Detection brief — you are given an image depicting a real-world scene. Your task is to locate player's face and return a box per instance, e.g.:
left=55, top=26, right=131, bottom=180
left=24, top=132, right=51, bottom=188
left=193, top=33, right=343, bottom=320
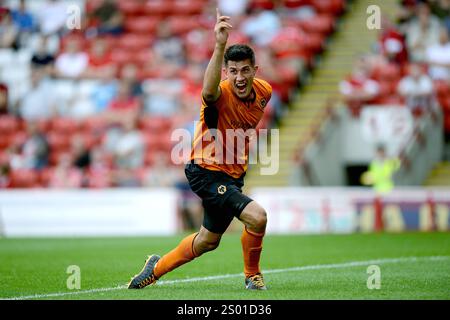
left=224, top=60, right=258, bottom=100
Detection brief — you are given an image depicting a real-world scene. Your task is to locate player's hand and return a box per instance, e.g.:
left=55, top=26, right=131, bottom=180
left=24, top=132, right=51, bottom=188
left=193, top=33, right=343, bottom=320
left=214, top=8, right=232, bottom=46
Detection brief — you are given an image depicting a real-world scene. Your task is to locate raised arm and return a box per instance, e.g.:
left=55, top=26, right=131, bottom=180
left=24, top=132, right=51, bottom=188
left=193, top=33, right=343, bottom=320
left=202, top=8, right=232, bottom=103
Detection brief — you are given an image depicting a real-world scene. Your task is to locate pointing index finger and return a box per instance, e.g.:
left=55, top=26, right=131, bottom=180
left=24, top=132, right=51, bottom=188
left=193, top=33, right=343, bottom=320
left=216, top=8, right=230, bottom=22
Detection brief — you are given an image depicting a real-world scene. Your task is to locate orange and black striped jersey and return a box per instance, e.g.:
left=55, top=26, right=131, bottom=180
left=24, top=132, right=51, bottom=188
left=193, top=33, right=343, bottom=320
left=190, top=78, right=272, bottom=179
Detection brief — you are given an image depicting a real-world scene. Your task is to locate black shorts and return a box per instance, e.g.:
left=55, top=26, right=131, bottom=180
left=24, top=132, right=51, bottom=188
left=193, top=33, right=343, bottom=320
left=184, top=163, right=253, bottom=234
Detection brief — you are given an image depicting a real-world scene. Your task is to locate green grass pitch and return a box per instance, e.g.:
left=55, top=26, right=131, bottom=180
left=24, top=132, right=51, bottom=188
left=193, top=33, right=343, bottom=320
left=0, top=232, right=449, bottom=300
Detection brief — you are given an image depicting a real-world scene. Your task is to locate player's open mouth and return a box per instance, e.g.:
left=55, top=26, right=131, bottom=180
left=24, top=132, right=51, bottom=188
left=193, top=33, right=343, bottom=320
left=236, top=83, right=247, bottom=94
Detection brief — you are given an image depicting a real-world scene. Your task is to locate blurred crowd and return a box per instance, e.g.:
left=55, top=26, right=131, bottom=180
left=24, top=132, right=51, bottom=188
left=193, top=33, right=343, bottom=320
left=339, top=0, right=450, bottom=135
left=0, top=0, right=345, bottom=190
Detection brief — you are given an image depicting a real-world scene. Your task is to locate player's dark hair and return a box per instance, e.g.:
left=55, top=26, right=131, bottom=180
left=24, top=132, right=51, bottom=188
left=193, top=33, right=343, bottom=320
left=224, top=44, right=255, bottom=66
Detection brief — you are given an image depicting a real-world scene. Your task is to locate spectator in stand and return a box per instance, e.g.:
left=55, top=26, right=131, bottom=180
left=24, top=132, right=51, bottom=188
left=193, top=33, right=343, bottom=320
left=0, top=82, right=8, bottom=115
left=30, top=35, right=55, bottom=76
left=11, top=0, right=35, bottom=38
left=55, top=37, right=89, bottom=78
left=104, top=80, right=141, bottom=126
left=17, top=69, right=57, bottom=121
left=0, top=9, right=19, bottom=49
left=430, top=0, right=450, bottom=33
left=91, top=74, right=118, bottom=113
left=109, top=117, right=144, bottom=170
left=426, top=27, right=450, bottom=81
left=397, top=63, right=434, bottom=115
left=240, top=6, right=281, bottom=47
left=84, top=37, right=116, bottom=79
left=89, top=0, right=124, bottom=36
left=142, top=152, right=181, bottom=187
left=11, top=0, right=36, bottom=47
left=396, top=0, right=418, bottom=25
left=22, top=121, right=49, bottom=170
left=339, top=55, right=381, bottom=116
left=71, top=134, right=91, bottom=170
left=404, top=2, right=441, bottom=62
left=7, top=143, right=27, bottom=170
left=48, top=153, right=83, bottom=188
left=153, top=20, right=186, bottom=68
left=378, top=16, right=409, bottom=67
left=37, top=0, right=68, bottom=36
left=120, top=62, right=143, bottom=98
left=143, top=74, right=184, bottom=117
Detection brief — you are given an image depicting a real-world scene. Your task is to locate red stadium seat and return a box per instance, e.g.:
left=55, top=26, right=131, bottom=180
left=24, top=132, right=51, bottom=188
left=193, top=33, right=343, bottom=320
left=433, top=80, right=450, bottom=99
left=311, top=0, right=345, bottom=15
left=81, top=116, right=108, bottom=134
left=116, top=34, right=152, bottom=51
left=139, top=116, right=173, bottom=134
left=117, top=0, right=145, bottom=16
left=110, top=49, right=136, bottom=66
left=0, top=115, right=20, bottom=134
left=39, top=167, right=54, bottom=187
left=10, top=169, right=39, bottom=188
left=124, top=16, right=160, bottom=34
left=298, top=14, right=335, bottom=36
left=172, top=1, right=204, bottom=16
left=227, top=31, right=251, bottom=45
left=10, top=131, right=27, bottom=147
left=133, top=49, right=153, bottom=67
left=144, top=151, right=156, bottom=166
left=250, top=0, right=276, bottom=10
left=86, top=168, right=112, bottom=188
left=304, top=33, right=325, bottom=54
left=167, top=16, right=202, bottom=35
left=47, top=132, right=71, bottom=153
left=0, top=133, right=12, bottom=150
left=143, top=0, right=173, bottom=16
left=35, top=119, right=51, bottom=133
left=283, top=0, right=312, bottom=8
left=269, top=27, right=314, bottom=64
left=50, top=118, right=80, bottom=135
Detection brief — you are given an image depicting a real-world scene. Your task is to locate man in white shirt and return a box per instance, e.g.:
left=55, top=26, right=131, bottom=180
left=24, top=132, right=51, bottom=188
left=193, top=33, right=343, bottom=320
left=426, top=27, right=450, bottom=81
left=38, top=0, right=68, bottom=35
left=55, top=37, right=88, bottom=78
left=19, top=69, right=57, bottom=121
left=398, top=63, right=433, bottom=112
left=405, top=2, right=441, bottom=62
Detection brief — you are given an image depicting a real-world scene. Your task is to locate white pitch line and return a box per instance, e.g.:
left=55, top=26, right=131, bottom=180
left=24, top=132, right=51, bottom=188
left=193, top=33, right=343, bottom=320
left=2, top=255, right=449, bottom=300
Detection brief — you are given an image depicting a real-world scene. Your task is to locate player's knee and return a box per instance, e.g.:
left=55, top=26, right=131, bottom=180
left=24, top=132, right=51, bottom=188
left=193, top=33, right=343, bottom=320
left=195, top=235, right=221, bottom=255
left=254, top=208, right=267, bottom=230
left=248, top=207, right=267, bottom=232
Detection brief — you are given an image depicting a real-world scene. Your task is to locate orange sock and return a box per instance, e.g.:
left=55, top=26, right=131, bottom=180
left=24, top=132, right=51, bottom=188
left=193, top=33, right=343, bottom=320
left=241, top=227, right=264, bottom=278
left=153, top=233, right=198, bottom=279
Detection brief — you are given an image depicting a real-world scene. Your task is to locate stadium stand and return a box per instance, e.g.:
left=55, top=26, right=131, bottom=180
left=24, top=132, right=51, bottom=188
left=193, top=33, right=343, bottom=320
left=245, top=0, right=450, bottom=188
left=0, top=0, right=346, bottom=189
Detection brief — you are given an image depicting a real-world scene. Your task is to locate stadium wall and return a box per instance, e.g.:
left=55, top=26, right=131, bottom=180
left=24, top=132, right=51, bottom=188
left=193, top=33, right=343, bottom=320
left=252, top=187, right=450, bottom=234
left=0, top=188, right=449, bottom=237
left=0, top=189, right=179, bottom=237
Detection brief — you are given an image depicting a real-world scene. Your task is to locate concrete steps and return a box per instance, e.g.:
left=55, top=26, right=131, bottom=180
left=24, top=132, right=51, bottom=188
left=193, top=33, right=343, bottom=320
left=424, top=162, right=450, bottom=186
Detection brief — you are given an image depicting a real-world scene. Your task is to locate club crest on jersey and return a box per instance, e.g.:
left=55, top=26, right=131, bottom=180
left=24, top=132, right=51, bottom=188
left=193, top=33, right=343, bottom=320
left=217, top=185, right=227, bottom=195
left=260, top=98, right=267, bottom=109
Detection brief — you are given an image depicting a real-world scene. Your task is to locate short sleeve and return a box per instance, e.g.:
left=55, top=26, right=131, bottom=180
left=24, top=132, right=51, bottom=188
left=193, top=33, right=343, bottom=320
left=202, top=80, right=230, bottom=109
